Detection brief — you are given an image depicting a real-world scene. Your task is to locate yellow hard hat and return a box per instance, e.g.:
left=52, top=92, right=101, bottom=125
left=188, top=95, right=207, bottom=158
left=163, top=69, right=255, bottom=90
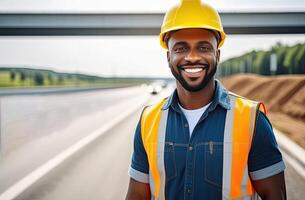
left=160, top=0, right=226, bottom=49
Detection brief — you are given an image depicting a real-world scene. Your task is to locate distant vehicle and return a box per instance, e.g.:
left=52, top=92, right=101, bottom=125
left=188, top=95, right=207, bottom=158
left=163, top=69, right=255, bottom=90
left=148, top=84, right=162, bottom=95
left=158, top=80, right=168, bottom=88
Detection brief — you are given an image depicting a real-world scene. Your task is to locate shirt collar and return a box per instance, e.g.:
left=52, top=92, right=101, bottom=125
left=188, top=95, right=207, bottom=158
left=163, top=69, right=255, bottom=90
left=161, top=79, right=231, bottom=111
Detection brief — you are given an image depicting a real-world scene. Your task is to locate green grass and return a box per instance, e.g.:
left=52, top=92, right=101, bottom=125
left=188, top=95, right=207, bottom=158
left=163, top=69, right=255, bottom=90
left=0, top=72, right=35, bottom=87
left=0, top=70, right=145, bottom=88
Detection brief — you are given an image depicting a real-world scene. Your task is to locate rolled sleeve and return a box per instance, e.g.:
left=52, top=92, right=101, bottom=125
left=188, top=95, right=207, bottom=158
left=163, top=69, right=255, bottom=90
left=129, top=166, right=149, bottom=183
left=250, top=160, right=285, bottom=180
left=129, top=119, right=149, bottom=183
left=248, top=111, right=285, bottom=180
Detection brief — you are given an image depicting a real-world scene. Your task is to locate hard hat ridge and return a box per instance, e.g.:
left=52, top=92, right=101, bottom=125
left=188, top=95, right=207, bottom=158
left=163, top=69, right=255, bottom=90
left=160, top=0, right=226, bottom=49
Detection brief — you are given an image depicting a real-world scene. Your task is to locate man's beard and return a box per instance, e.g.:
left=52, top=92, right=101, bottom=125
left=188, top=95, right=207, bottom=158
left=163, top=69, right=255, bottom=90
left=169, top=62, right=217, bottom=92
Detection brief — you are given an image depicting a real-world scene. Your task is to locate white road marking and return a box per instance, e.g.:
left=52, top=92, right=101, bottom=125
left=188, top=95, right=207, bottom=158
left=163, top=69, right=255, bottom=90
left=4, top=91, right=303, bottom=199
left=274, top=129, right=305, bottom=180
left=0, top=95, right=149, bottom=200
left=282, top=151, right=305, bottom=180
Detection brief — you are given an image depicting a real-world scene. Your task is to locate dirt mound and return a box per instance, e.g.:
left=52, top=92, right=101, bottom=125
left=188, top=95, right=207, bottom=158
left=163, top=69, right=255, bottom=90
left=221, top=74, right=305, bottom=148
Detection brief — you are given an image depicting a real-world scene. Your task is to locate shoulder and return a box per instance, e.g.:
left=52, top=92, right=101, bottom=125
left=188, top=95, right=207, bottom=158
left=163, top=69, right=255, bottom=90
left=140, top=97, right=169, bottom=143
left=227, top=91, right=267, bottom=114
left=248, top=111, right=285, bottom=178
left=141, top=97, right=168, bottom=119
left=228, top=91, right=258, bottom=103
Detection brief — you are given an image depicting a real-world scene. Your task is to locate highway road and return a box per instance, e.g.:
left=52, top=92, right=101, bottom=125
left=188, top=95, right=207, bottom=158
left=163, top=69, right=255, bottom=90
left=0, top=86, right=304, bottom=200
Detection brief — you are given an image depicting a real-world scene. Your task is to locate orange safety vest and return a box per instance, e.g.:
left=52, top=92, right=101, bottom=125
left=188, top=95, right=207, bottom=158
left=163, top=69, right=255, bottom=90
left=140, top=92, right=266, bottom=200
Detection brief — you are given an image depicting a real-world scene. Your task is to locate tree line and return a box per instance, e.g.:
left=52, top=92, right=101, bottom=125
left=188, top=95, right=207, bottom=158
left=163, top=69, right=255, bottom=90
left=0, top=67, right=156, bottom=87
left=1, top=67, right=108, bottom=86
left=218, top=42, right=305, bottom=77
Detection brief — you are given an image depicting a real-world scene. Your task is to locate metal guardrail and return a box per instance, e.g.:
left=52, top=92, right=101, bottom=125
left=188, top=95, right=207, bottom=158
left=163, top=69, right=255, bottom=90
left=0, top=85, right=135, bottom=96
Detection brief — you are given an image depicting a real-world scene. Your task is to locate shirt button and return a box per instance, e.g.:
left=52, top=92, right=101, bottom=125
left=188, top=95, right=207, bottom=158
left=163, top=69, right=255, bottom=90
left=188, top=146, right=193, bottom=151
left=184, top=123, right=188, bottom=128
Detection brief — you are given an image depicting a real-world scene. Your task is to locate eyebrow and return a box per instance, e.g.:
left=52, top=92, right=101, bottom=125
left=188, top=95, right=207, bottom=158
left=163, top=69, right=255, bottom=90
left=172, top=41, right=188, bottom=48
left=197, top=41, right=213, bottom=47
left=172, top=41, right=214, bottom=49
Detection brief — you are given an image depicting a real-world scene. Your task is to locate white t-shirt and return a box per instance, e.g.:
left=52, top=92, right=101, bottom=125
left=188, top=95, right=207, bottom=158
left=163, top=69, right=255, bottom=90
left=178, top=102, right=211, bottom=136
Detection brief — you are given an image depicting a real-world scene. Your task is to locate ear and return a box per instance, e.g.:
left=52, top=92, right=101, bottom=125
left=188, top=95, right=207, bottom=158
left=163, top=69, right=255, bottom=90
left=167, top=51, right=170, bottom=66
left=216, top=49, right=220, bottom=64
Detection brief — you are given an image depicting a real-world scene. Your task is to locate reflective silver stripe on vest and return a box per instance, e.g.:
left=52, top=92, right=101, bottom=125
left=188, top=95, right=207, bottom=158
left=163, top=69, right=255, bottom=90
left=241, top=103, right=258, bottom=199
left=251, top=104, right=263, bottom=200
left=241, top=164, right=249, bottom=199
left=149, top=169, right=155, bottom=199
left=156, top=109, right=169, bottom=200
left=254, top=192, right=262, bottom=200
left=222, top=95, right=236, bottom=200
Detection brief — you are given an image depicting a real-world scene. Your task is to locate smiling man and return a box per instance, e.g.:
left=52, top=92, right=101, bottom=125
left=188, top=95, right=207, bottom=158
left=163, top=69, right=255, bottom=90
left=125, top=0, right=286, bottom=200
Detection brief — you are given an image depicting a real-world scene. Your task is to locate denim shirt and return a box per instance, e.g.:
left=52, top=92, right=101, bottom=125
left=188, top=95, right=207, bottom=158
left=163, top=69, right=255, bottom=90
left=129, top=80, right=285, bottom=200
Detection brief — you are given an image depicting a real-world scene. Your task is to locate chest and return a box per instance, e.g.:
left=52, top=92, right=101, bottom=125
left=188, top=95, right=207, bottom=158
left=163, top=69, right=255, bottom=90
left=163, top=110, right=226, bottom=187
left=141, top=96, right=259, bottom=199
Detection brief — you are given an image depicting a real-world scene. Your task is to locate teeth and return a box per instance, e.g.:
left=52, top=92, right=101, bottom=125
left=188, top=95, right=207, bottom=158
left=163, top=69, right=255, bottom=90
left=184, top=68, right=203, bottom=73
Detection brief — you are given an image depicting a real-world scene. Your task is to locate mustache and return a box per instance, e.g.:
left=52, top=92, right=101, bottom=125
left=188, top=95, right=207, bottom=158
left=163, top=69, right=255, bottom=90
left=177, top=62, right=209, bottom=69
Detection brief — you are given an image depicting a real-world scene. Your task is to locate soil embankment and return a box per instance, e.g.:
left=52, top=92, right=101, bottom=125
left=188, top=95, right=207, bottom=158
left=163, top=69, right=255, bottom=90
left=221, top=74, right=305, bottom=148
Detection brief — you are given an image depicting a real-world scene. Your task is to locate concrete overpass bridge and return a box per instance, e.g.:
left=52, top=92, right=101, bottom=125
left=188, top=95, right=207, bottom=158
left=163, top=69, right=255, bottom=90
left=0, top=12, right=304, bottom=35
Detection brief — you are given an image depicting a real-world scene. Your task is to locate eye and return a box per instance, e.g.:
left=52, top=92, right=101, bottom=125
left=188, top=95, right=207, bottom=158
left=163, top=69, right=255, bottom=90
left=174, top=46, right=188, bottom=53
left=198, top=46, right=212, bottom=52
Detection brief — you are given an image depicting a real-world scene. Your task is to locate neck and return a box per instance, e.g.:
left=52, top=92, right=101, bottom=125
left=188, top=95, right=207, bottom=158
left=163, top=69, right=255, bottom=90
left=177, top=79, right=215, bottom=110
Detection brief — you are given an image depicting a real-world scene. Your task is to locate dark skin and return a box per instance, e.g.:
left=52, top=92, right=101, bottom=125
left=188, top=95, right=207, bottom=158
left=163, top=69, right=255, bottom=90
left=125, top=178, right=151, bottom=200
left=125, top=28, right=286, bottom=200
left=125, top=179, right=151, bottom=200
left=166, top=28, right=220, bottom=109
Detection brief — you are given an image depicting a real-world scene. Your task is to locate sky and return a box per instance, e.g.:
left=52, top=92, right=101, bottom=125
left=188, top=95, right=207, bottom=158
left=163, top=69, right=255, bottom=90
left=0, top=0, right=304, bottom=77
left=0, top=0, right=305, bottom=12
left=0, top=35, right=304, bottom=78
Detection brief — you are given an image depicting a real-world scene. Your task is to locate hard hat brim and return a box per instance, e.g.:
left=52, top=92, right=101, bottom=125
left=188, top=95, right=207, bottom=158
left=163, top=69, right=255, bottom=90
left=160, top=26, right=226, bottom=49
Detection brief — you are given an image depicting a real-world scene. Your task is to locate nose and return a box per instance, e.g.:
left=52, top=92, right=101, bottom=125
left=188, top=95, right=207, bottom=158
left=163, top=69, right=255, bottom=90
left=185, top=48, right=200, bottom=63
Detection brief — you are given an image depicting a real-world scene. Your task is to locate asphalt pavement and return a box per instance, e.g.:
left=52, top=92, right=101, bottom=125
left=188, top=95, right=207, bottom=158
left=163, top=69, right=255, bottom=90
left=0, top=86, right=304, bottom=200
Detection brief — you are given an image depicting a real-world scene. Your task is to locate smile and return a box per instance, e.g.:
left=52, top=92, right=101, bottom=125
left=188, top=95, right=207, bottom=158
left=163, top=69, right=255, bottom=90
left=183, top=68, right=204, bottom=73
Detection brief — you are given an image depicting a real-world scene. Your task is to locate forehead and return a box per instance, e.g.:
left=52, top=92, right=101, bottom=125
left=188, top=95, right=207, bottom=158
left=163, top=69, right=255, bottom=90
left=168, top=28, right=217, bottom=48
